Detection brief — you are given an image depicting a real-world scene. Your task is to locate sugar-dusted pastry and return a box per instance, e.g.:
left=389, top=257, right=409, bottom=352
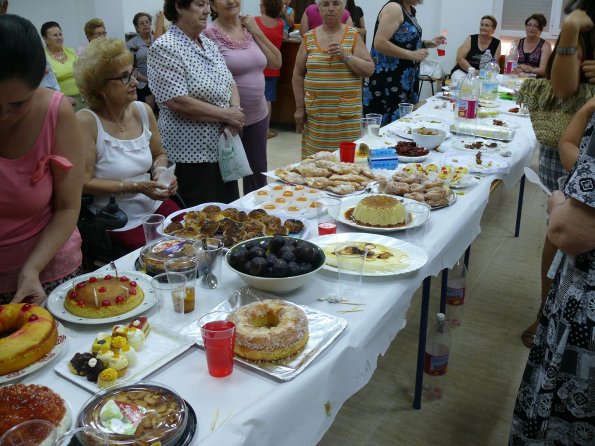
left=328, top=173, right=367, bottom=184
left=326, top=183, right=356, bottom=195
left=304, top=177, right=333, bottom=189
left=120, top=344, right=137, bottom=367
left=381, top=181, right=410, bottom=196
left=276, top=170, right=306, bottom=185
left=404, top=192, right=426, bottom=203
left=126, top=327, right=145, bottom=351
left=296, top=165, right=331, bottom=178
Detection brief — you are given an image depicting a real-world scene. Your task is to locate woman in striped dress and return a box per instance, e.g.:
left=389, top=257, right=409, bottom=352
left=293, top=0, right=373, bottom=158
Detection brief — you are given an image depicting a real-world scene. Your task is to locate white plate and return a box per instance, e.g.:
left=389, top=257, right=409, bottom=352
left=392, top=126, right=413, bottom=140
left=54, top=324, right=197, bottom=393
left=338, top=194, right=427, bottom=233
left=47, top=271, right=156, bottom=325
left=310, top=232, right=428, bottom=276
left=0, top=321, right=67, bottom=383
left=163, top=202, right=311, bottom=240
left=412, top=115, right=448, bottom=125
left=478, top=100, right=499, bottom=108
left=451, top=138, right=506, bottom=153
left=398, top=153, right=431, bottom=163
left=479, top=118, right=520, bottom=129
left=501, top=108, right=529, bottom=117
left=449, top=176, right=479, bottom=189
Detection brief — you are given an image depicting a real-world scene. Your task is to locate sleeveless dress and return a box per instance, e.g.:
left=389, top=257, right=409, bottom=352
left=363, top=1, right=423, bottom=125
left=0, top=91, right=82, bottom=294
left=451, top=34, right=500, bottom=74
left=81, top=102, right=161, bottom=232
left=301, top=26, right=361, bottom=158
left=518, top=38, right=546, bottom=68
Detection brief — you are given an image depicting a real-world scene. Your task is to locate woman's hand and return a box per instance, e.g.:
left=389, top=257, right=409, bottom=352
left=563, top=9, right=594, bottom=33
left=408, top=48, right=429, bottom=62
left=547, top=190, right=566, bottom=215
left=12, top=269, right=46, bottom=305
left=135, top=180, right=171, bottom=200
left=426, top=36, right=446, bottom=48
left=224, top=106, right=245, bottom=133
left=583, top=60, right=595, bottom=83
left=294, top=109, right=306, bottom=130
left=241, top=15, right=258, bottom=34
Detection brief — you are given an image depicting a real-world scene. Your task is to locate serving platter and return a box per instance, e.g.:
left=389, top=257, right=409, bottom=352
left=0, top=321, right=67, bottom=383
left=47, top=270, right=156, bottom=325
left=196, top=287, right=347, bottom=382
left=397, top=153, right=431, bottom=163
left=310, top=232, right=428, bottom=276
left=450, top=137, right=507, bottom=153
left=479, top=118, right=520, bottom=129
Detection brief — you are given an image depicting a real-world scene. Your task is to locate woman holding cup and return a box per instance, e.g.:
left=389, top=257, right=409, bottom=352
left=75, top=37, right=180, bottom=252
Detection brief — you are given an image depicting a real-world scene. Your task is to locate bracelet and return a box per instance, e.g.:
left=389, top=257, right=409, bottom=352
left=344, top=53, right=352, bottom=63
left=230, top=104, right=242, bottom=109
left=556, top=46, right=577, bottom=55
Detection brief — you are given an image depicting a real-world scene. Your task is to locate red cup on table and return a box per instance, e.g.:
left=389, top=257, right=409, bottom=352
left=316, top=197, right=341, bottom=236
left=199, top=311, right=239, bottom=378
left=339, top=142, right=356, bottom=163
left=437, top=45, right=446, bottom=57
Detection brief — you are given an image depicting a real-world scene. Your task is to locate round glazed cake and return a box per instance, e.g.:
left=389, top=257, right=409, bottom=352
left=0, top=304, right=58, bottom=375
left=0, top=384, right=71, bottom=439
left=64, top=274, right=144, bottom=319
left=352, top=195, right=406, bottom=227
left=232, top=299, right=309, bottom=361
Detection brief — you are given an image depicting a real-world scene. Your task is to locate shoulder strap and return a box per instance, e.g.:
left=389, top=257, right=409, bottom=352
left=134, top=101, right=150, bottom=129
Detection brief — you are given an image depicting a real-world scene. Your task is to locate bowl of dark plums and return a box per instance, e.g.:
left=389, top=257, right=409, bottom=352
left=225, top=235, right=326, bottom=293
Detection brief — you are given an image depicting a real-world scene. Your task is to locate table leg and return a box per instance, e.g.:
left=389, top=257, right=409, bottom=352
left=514, top=175, right=526, bottom=237
left=413, top=276, right=432, bottom=410
left=439, top=269, right=448, bottom=314
left=464, top=245, right=471, bottom=269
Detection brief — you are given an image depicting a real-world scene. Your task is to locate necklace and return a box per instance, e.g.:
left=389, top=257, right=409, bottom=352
left=113, top=120, right=126, bottom=132
left=50, top=50, right=66, bottom=63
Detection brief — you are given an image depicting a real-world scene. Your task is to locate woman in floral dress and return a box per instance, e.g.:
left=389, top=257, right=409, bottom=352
left=363, top=0, right=444, bottom=125
left=509, top=101, right=595, bottom=445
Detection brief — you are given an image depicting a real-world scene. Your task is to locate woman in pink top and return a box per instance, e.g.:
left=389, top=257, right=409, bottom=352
left=299, top=1, right=353, bottom=37
left=0, top=14, right=84, bottom=304
left=204, top=0, right=282, bottom=194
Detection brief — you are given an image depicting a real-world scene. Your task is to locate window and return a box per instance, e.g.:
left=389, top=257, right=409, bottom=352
left=495, top=0, right=566, bottom=38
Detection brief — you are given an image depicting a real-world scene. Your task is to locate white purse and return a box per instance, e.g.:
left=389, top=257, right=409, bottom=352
left=419, top=58, right=444, bottom=79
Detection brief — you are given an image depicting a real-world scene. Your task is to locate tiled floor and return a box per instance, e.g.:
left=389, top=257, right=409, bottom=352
left=265, top=126, right=544, bottom=445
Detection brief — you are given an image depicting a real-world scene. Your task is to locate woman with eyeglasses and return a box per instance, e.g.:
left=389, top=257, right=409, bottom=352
left=512, top=14, right=552, bottom=78
left=127, top=12, right=156, bottom=110
left=74, top=37, right=180, bottom=251
left=0, top=14, right=84, bottom=305
left=77, top=18, right=107, bottom=56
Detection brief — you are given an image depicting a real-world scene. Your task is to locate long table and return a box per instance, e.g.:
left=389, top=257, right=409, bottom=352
left=12, top=94, right=537, bottom=445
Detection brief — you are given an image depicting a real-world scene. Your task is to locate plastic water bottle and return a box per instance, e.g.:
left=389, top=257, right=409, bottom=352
left=450, top=77, right=461, bottom=114
left=478, top=49, right=492, bottom=80
left=505, top=41, right=518, bottom=74
left=457, top=67, right=479, bottom=120
left=423, top=312, right=451, bottom=400
left=445, top=260, right=467, bottom=327
left=480, top=58, right=500, bottom=101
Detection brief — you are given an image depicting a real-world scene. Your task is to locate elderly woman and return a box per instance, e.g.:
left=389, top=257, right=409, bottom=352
left=0, top=14, right=84, bottom=304
left=204, top=0, right=282, bottom=194
left=298, top=1, right=353, bottom=37
left=75, top=38, right=180, bottom=251
left=127, top=12, right=156, bottom=110
left=450, top=15, right=501, bottom=83
left=256, top=0, right=285, bottom=139
left=512, top=14, right=552, bottom=78
left=363, top=0, right=444, bottom=125
left=293, top=0, right=374, bottom=158
left=77, top=18, right=107, bottom=55
left=148, top=0, right=245, bottom=206
left=41, top=21, right=83, bottom=109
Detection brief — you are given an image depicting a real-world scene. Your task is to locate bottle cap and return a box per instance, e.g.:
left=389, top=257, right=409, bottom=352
left=436, top=313, right=445, bottom=321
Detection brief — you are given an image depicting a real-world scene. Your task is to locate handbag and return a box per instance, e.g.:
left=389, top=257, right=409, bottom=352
left=419, top=58, right=444, bottom=79
left=217, top=128, right=253, bottom=183
left=517, top=79, right=595, bottom=148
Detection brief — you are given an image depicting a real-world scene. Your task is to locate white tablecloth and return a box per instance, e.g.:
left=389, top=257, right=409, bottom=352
left=13, top=97, right=537, bottom=446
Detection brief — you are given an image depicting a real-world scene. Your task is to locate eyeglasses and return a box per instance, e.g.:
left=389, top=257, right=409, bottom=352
left=107, top=68, right=138, bottom=85
left=525, top=23, right=540, bottom=29
left=93, top=31, right=107, bottom=37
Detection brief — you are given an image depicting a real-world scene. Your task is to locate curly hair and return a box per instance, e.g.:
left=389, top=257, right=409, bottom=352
left=163, top=0, right=194, bottom=23
left=133, top=12, right=152, bottom=29
left=263, top=0, right=283, bottom=18
left=481, top=15, right=498, bottom=29
left=74, top=37, right=133, bottom=110
left=84, top=18, right=105, bottom=39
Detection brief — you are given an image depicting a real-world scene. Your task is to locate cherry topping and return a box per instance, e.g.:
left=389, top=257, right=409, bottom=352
left=115, top=296, right=125, bottom=304
left=28, top=314, right=39, bottom=322
left=98, top=287, right=107, bottom=293
left=88, top=276, right=98, bottom=283
left=129, top=281, right=137, bottom=287
left=69, top=291, right=78, bottom=300
left=77, top=300, right=85, bottom=307
left=101, top=299, right=111, bottom=307
left=129, top=289, right=137, bottom=295
left=104, top=274, right=113, bottom=280
left=22, top=304, right=33, bottom=312
left=76, top=282, right=86, bottom=289
left=120, top=276, right=129, bottom=282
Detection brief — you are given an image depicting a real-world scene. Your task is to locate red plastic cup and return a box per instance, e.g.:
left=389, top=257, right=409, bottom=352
left=339, top=142, right=356, bottom=163
left=318, top=222, right=337, bottom=235
left=437, top=47, right=446, bottom=57
left=199, top=311, right=238, bottom=378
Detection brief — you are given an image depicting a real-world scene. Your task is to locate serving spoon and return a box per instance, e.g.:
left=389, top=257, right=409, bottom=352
left=201, top=238, right=219, bottom=289
left=523, top=167, right=551, bottom=196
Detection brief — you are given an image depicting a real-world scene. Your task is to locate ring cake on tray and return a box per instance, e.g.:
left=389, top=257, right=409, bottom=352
left=64, top=274, right=143, bottom=318
left=0, top=303, right=58, bottom=375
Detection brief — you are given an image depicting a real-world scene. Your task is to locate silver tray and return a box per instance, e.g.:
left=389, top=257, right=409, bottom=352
left=196, top=287, right=348, bottom=382
left=449, top=122, right=515, bottom=142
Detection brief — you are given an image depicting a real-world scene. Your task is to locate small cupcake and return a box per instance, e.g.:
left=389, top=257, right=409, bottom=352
left=85, top=357, right=106, bottom=383
left=91, top=333, right=111, bottom=354
left=112, top=324, right=128, bottom=339
left=110, top=336, right=128, bottom=353
left=270, top=184, right=285, bottom=197
left=126, top=327, right=145, bottom=351
left=97, top=368, right=118, bottom=388
left=120, top=344, right=137, bottom=367
left=109, top=353, right=129, bottom=378
left=254, top=189, right=270, bottom=203
left=96, top=348, right=114, bottom=367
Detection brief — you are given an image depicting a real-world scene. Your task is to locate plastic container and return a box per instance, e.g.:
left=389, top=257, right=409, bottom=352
left=478, top=49, right=492, bottom=80
left=505, top=41, right=518, bottom=74
left=445, top=260, right=467, bottom=327
left=457, top=67, right=480, bottom=120
left=77, top=381, right=189, bottom=446
left=480, top=58, right=500, bottom=101
left=139, top=237, right=196, bottom=276
left=368, top=158, right=398, bottom=170
left=423, top=313, right=451, bottom=400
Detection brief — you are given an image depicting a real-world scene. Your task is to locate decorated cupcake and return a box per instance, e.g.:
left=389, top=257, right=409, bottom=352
left=112, top=324, right=128, bottom=339
left=126, top=327, right=145, bottom=351
left=120, top=344, right=137, bottom=367
left=85, top=357, right=106, bottom=382
left=110, top=336, right=128, bottom=354
left=96, top=348, right=115, bottom=367
left=97, top=368, right=118, bottom=388
left=92, top=333, right=111, bottom=354
left=108, top=353, right=128, bottom=378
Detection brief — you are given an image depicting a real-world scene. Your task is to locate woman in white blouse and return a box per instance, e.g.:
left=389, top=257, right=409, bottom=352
left=148, top=0, right=245, bottom=206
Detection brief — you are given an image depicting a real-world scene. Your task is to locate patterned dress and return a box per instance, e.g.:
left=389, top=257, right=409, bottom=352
left=363, top=0, right=422, bottom=125
left=509, top=116, right=595, bottom=445
left=301, top=26, right=361, bottom=158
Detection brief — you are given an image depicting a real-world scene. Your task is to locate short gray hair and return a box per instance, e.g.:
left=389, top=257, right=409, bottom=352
left=316, top=0, right=347, bottom=6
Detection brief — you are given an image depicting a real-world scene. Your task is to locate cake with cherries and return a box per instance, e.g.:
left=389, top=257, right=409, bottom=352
left=352, top=195, right=406, bottom=227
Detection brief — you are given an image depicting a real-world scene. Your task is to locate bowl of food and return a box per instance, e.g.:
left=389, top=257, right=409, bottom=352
left=411, top=127, right=447, bottom=149
left=225, top=236, right=326, bottom=293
